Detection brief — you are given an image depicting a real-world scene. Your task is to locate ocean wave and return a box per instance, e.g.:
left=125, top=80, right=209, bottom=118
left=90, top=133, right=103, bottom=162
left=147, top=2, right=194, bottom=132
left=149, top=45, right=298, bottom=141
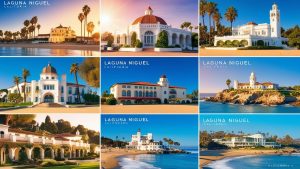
left=119, top=157, right=161, bottom=169
left=205, top=155, right=256, bottom=169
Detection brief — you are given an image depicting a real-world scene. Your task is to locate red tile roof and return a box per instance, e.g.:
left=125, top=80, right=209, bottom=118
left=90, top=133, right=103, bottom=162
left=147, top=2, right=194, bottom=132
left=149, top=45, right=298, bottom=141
left=132, top=15, right=167, bottom=25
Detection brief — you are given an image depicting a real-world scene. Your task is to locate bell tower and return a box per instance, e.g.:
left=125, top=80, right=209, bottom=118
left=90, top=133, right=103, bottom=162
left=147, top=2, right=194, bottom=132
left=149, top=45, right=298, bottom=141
left=249, top=72, right=256, bottom=88
left=270, top=3, right=280, bottom=37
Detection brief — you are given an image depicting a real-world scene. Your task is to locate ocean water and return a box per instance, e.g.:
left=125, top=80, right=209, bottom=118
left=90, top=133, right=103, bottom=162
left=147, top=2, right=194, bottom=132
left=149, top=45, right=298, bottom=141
left=0, top=47, right=99, bottom=56
left=204, top=154, right=300, bottom=169
left=116, top=148, right=198, bottom=169
left=200, top=101, right=300, bottom=113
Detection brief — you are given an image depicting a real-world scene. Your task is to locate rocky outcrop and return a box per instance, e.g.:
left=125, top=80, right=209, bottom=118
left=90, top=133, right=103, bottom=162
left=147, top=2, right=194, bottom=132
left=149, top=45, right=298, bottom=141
left=206, top=90, right=291, bottom=106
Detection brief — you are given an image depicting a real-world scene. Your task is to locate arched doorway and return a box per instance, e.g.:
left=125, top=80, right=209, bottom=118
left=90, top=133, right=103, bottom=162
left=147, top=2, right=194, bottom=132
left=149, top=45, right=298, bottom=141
left=44, top=93, right=54, bottom=103
left=186, top=35, right=191, bottom=48
left=15, top=147, right=27, bottom=162
left=179, top=34, right=184, bottom=48
left=44, top=148, right=52, bottom=159
left=32, top=147, right=41, bottom=159
left=144, top=31, right=154, bottom=47
left=172, top=33, right=178, bottom=45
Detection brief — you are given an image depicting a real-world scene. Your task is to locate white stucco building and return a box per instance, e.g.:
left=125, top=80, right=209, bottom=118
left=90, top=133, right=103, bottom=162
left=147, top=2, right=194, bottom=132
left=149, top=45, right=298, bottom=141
left=214, top=3, right=287, bottom=47
left=0, top=116, right=90, bottom=165
left=110, top=75, right=191, bottom=104
left=233, top=72, right=279, bottom=90
left=212, top=133, right=281, bottom=148
left=114, top=6, right=192, bottom=49
left=127, top=129, right=163, bottom=151
left=7, top=63, right=89, bottom=105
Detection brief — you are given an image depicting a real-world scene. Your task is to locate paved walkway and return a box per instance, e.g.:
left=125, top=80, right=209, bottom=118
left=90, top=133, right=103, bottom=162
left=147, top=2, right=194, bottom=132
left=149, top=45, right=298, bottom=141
left=102, top=51, right=198, bottom=56
left=200, top=48, right=300, bottom=56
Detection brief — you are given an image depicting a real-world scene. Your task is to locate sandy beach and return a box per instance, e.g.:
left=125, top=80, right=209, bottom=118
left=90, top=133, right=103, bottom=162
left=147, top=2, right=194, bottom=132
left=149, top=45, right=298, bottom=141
left=0, top=43, right=99, bottom=51
left=101, top=104, right=198, bottom=114
left=101, top=148, right=146, bottom=169
left=199, top=48, right=300, bottom=56
left=200, top=149, right=284, bottom=168
left=0, top=106, right=100, bottom=113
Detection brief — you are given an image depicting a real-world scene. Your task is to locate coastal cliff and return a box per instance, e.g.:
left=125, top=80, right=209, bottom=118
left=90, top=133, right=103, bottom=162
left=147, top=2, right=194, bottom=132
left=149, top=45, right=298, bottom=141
left=205, top=90, right=296, bottom=106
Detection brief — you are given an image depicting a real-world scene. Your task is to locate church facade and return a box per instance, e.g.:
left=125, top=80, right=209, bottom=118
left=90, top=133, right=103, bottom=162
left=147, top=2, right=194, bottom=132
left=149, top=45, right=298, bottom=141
left=214, top=4, right=287, bottom=47
left=7, top=64, right=89, bottom=105
left=110, top=75, right=191, bottom=104
left=233, top=72, right=279, bottom=90
left=114, top=6, right=192, bottom=49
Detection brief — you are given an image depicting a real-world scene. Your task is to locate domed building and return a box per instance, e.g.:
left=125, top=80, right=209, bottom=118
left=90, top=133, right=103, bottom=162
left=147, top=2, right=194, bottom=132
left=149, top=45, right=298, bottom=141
left=7, top=63, right=89, bottom=105
left=114, top=6, right=192, bottom=49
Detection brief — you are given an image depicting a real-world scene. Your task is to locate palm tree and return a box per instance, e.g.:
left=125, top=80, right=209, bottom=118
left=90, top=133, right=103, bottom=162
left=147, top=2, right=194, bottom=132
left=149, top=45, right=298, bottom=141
left=37, top=24, right=41, bottom=35
left=82, top=5, right=91, bottom=41
left=30, top=16, right=38, bottom=38
left=226, top=79, right=231, bottom=89
left=22, top=69, right=30, bottom=103
left=225, top=6, right=238, bottom=35
left=13, top=76, right=22, bottom=95
left=87, top=21, right=95, bottom=37
left=206, top=2, right=217, bottom=44
left=212, top=10, right=222, bottom=31
left=200, top=0, right=207, bottom=26
left=24, top=20, right=30, bottom=39
left=78, top=13, right=85, bottom=42
left=28, top=25, right=35, bottom=38
left=70, top=63, right=81, bottom=103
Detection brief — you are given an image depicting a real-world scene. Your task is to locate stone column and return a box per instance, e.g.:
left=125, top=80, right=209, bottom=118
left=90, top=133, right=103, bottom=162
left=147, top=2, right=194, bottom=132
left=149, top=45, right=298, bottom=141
left=60, top=149, right=64, bottom=159
left=69, top=149, right=72, bottom=159
left=78, top=150, right=81, bottom=158
left=51, top=149, right=55, bottom=159
left=9, top=148, right=16, bottom=161
left=40, top=148, right=45, bottom=160
left=25, top=148, right=33, bottom=160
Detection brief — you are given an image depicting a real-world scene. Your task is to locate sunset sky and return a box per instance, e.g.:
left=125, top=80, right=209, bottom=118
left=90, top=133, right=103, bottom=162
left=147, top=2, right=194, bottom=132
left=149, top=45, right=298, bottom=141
left=0, top=0, right=99, bottom=35
left=101, top=0, right=198, bottom=33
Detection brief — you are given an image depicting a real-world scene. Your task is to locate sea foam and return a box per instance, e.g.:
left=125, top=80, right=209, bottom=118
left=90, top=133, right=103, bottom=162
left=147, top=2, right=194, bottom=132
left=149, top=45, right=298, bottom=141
left=205, top=155, right=256, bottom=169
left=119, top=157, right=161, bottom=169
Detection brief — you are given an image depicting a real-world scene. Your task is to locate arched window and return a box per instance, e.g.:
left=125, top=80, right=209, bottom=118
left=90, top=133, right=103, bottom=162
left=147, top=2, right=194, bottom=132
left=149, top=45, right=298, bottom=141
left=154, top=91, right=157, bottom=97
left=0, top=131, right=4, bottom=138
left=139, top=91, right=143, bottom=97
left=127, top=90, right=131, bottom=97
left=146, top=91, right=149, bottom=97
left=135, top=91, right=138, bottom=97
left=149, top=91, right=153, bottom=97
left=122, top=90, right=126, bottom=96
left=144, top=31, right=154, bottom=47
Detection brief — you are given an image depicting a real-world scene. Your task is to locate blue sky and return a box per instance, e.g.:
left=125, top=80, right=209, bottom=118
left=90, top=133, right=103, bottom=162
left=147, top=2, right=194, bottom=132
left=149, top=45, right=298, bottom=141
left=200, top=57, right=300, bottom=93
left=0, top=57, right=88, bottom=89
left=203, top=0, right=299, bottom=29
left=101, top=57, right=198, bottom=94
left=200, top=114, right=300, bottom=139
left=101, top=114, right=198, bottom=147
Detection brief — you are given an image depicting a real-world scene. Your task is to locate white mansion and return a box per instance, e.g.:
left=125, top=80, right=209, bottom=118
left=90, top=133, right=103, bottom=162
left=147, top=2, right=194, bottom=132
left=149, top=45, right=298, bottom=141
left=233, top=72, right=279, bottom=90
left=7, top=63, right=89, bottom=105
left=110, top=75, right=191, bottom=104
left=214, top=3, right=287, bottom=47
left=113, top=6, right=192, bottom=49
left=212, top=133, right=281, bottom=148
left=0, top=116, right=91, bottom=165
left=127, top=129, right=163, bottom=151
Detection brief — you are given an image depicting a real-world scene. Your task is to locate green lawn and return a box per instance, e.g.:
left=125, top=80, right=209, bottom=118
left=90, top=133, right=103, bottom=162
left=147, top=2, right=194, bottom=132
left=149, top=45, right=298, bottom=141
left=41, top=162, right=99, bottom=169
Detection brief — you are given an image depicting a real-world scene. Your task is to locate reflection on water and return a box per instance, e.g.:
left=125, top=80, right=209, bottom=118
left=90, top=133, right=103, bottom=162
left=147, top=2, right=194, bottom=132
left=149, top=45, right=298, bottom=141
left=0, top=47, right=100, bottom=56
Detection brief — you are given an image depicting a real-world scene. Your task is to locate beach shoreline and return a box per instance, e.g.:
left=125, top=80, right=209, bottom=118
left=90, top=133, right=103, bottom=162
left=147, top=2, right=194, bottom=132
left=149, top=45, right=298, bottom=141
left=0, top=43, right=99, bottom=51
left=101, top=148, right=147, bottom=169
left=200, top=149, right=290, bottom=168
